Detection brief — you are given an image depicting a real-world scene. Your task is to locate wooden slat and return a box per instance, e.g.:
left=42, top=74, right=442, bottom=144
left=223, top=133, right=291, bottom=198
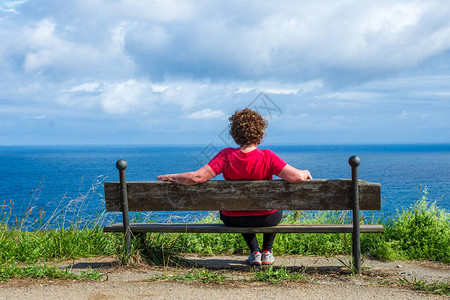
left=103, top=223, right=385, bottom=233
left=104, top=179, right=381, bottom=212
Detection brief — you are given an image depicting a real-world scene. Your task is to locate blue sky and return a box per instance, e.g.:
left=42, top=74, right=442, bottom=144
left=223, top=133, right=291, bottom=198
left=1, top=0, right=450, bottom=145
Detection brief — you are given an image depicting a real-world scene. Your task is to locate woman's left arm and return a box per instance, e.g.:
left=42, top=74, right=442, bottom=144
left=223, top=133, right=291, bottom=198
left=157, top=164, right=217, bottom=185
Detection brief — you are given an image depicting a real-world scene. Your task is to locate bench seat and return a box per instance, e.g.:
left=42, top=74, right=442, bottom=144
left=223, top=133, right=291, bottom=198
left=104, top=223, right=384, bottom=234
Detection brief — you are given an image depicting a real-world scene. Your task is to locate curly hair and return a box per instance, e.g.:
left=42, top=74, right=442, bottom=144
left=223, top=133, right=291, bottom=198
left=229, top=108, right=268, bottom=146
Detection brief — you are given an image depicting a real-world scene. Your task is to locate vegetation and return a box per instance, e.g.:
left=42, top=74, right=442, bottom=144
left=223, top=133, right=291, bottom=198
left=174, top=189, right=449, bottom=263
left=252, top=266, right=308, bottom=283
left=148, top=268, right=230, bottom=284
left=0, top=187, right=448, bottom=282
left=148, top=267, right=308, bottom=285
left=398, top=278, right=450, bottom=296
left=371, top=189, right=449, bottom=262
left=380, top=278, right=450, bottom=296
left=0, top=228, right=117, bottom=263
left=0, top=264, right=104, bottom=281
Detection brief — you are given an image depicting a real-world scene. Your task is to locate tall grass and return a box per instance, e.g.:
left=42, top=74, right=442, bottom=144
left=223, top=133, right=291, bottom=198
left=0, top=178, right=121, bottom=281
left=0, top=228, right=118, bottom=263
left=0, top=264, right=104, bottom=281
left=362, top=188, right=450, bottom=262
left=0, top=176, right=115, bottom=231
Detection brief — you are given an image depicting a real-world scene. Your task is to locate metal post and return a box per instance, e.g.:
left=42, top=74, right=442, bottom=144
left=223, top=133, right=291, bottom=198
left=116, top=159, right=131, bottom=254
left=349, top=155, right=361, bottom=274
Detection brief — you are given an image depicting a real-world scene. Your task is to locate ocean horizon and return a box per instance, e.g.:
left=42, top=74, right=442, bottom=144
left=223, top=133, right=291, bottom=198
left=2, top=143, right=449, bottom=230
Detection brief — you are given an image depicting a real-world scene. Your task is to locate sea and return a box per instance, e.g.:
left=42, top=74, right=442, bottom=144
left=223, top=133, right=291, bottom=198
left=1, top=144, right=449, bottom=230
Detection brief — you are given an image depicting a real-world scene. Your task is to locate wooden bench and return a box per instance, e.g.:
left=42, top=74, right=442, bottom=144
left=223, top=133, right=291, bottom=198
left=104, top=156, right=383, bottom=273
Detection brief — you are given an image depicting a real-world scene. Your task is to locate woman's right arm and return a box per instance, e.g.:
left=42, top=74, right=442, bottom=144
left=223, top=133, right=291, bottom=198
left=157, top=164, right=217, bottom=185
left=278, top=164, right=312, bottom=183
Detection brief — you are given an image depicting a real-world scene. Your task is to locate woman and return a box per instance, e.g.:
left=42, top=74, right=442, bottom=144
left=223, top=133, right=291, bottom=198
left=157, top=108, right=312, bottom=265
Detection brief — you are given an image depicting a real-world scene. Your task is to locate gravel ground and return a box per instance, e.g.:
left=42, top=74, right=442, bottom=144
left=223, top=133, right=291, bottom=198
left=0, top=255, right=448, bottom=300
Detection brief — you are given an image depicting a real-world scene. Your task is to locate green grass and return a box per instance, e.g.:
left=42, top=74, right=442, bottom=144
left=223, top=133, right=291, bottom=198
left=0, top=264, right=104, bottom=281
left=381, top=278, right=450, bottom=296
left=253, top=266, right=308, bottom=283
left=148, top=267, right=308, bottom=285
left=402, top=279, right=450, bottom=296
left=133, top=233, right=190, bottom=267
left=148, top=268, right=230, bottom=284
left=0, top=228, right=118, bottom=263
left=362, top=189, right=450, bottom=263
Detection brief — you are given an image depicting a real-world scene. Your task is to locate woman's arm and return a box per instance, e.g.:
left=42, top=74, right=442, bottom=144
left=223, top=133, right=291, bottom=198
left=157, top=164, right=217, bottom=185
left=278, top=164, right=312, bottom=183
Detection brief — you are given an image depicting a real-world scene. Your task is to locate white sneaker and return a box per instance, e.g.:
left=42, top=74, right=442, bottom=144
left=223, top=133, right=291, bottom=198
left=262, top=250, right=274, bottom=265
left=248, top=251, right=262, bottom=266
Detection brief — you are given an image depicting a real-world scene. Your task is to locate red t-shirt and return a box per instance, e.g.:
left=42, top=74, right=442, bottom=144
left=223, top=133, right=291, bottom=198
left=207, top=148, right=287, bottom=217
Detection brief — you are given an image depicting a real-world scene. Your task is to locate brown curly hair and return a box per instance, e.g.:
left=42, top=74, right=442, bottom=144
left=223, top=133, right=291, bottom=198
left=229, top=108, right=268, bottom=146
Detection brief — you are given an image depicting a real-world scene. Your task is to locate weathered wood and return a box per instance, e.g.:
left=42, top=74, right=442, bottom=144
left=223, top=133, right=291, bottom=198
left=103, top=223, right=385, bottom=234
left=104, top=179, right=380, bottom=212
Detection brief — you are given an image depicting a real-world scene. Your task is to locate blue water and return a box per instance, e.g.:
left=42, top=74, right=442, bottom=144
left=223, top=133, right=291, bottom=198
left=1, top=144, right=449, bottom=230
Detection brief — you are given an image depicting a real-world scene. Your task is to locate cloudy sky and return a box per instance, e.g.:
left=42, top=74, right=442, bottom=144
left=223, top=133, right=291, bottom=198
left=1, top=0, right=450, bottom=145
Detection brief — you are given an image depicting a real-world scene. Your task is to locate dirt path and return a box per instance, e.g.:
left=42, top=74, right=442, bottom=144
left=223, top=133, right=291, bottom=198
left=0, top=255, right=448, bottom=299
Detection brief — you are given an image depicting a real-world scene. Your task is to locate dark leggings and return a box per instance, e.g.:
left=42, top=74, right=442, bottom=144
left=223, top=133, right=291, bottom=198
left=220, top=211, right=282, bottom=252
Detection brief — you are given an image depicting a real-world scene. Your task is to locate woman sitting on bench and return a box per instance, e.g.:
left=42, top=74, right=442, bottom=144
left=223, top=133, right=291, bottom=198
left=157, top=108, right=312, bottom=265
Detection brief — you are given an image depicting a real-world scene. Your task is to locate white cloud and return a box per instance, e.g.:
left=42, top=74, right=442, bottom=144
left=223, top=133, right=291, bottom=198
left=5, top=1, right=450, bottom=84
left=317, top=92, right=381, bottom=101
left=396, top=110, right=431, bottom=120
left=187, top=108, right=226, bottom=119
left=126, top=23, right=171, bottom=52
left=109, top=22, right=128, bottom=54
left=262, top=88, right=298, bottom=95
left=100, top=79, right=153, bottom=114
left=80, top=0, right=197, bottom=22
left=0, top=0, right=27, bottom=13
left=150, top=84, right=169, bottom=93
left=362, top=3, right=422, bottom=34
left=235, top=80, right=323, bottom=95
left=235, top=88, right=255, bottom=94
left=17, top=18, right=135, bottom=79
left=68, top=82, right=101, bottom=92
left=1, top=0, right=450, bottom=144
left=21, top=115, right=47, bottom=120
left=235, top=87, right=298, bottom=95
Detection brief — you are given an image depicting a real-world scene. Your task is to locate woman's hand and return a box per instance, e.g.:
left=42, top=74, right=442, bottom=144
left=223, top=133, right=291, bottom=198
left=157, top=174, right=171, bottom=181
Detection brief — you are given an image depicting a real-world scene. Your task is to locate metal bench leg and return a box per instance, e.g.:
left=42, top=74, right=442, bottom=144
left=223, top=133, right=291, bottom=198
left=117, top=160, right=131, bottom=255
left=349, top=156, right=361, bottom=274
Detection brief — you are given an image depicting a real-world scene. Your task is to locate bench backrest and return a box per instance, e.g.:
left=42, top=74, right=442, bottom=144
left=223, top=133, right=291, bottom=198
left=104, top=179, right=381, bottom=212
